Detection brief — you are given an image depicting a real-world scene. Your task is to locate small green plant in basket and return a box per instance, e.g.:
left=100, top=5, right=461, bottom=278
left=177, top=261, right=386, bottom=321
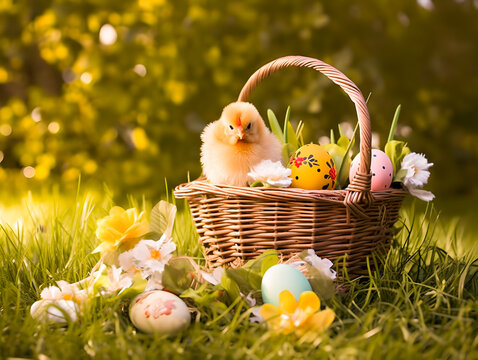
left=266, top=106, right=305, bottom=164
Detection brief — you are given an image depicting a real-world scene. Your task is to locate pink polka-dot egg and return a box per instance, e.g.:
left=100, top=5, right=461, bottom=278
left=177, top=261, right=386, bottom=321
left=349, top=149, right=393, bottom=191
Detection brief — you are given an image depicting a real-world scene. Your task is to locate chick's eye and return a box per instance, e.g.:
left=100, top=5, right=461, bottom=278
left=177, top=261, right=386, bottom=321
left=229, top=125, right=234, bottom=130
left=246, top=123, right=251, bottom=129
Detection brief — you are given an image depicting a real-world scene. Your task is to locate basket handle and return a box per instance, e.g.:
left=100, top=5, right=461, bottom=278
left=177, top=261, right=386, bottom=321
left=237, top=55, right=373, bottom=208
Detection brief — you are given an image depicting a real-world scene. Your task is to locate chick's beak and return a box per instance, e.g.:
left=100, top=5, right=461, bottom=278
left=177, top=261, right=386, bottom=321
left=236, top=127, right=245, bottom=140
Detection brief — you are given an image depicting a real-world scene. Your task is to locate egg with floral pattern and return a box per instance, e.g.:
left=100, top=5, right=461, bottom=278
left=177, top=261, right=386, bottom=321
left=288, top=144, right=336, bottom=190
left=349, top=149, right=393, bottom=191
left=129, top=290, right=190, bottom=335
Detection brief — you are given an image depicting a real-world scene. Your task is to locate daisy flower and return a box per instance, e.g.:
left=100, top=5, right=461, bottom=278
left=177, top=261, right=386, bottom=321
left=104, top=266, right=133, bottom=294
left=401, top=152, right=435, bottom=201
left=248, top=160, right=292, bottom=188
left=129, top=235, right=176, bottom=278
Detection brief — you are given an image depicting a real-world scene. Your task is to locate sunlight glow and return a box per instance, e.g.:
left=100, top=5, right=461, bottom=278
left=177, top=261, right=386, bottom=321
left=31, top=107, right=42, bottom=122
left=48, top=122, right=60, bottom=134
left=80, top=72, right=92, bottom=84
left=417, top=0, right=434, bottom=10
left=0, top=124, right=12, bottom=136
left=23, top=166, right=35, bottom=178
left=99, top=24, right=117, bottom=45
left=133, top=64, right=147, bottom=77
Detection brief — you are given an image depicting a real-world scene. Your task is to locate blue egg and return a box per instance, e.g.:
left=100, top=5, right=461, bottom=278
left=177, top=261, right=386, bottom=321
left=261, top=264, right=312, bottom=306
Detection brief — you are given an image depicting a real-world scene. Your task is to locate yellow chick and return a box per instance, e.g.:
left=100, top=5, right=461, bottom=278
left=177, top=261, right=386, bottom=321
left=200, top=102, right=282, bottom=186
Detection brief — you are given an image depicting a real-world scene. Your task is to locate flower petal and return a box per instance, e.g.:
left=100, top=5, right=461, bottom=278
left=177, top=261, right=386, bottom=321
left=260, top=303, right=281, bottom=320
left=309, top=308, right=335, bottom=333
left=109, top=206, right=125, bottom=216
left=297, top=291, right=320, bottom=312
left=408, top=187, right=435, bottom=202
left=278, top=290, right=298, bottom=314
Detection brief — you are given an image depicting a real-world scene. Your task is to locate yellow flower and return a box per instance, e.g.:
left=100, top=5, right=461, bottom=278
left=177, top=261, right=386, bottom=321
left=94, top=206, right=149, bottom=253
left=260, top=290, right=335, bottom=338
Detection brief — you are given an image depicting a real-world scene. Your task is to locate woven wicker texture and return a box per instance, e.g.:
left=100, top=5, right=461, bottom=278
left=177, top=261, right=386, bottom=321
left=174, top=56, right=406, bottom=276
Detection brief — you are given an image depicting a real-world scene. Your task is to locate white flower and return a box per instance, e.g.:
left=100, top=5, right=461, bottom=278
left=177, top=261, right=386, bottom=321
left=249, top=306, right=263, bottom=324
left=145, top=272, right=163, bottom=291
left=128, top=235, right=177, bottom=278
left=401, top=152, right=435, bottom=201
left=30, top=299, right=79, bottom=323
left=40, top=280, right=87, bottom=303
left=200, top=267, right=225, bottom=286
left=245, top=292, right=257, bottom=307
left=105, top=266, right=133, bottom=293
left=248, top=160, right=292, bottom=188
left=401, top=153, right=433, bottom=188
left=118, top=250, right=139, bottom=275
left=304, top=249, right=336, bottom=280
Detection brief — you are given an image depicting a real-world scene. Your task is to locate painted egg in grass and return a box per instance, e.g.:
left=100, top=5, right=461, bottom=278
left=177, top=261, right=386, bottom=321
left=129, top=290, right=190, bottom=335
left=261, top=264, right=312, bottom=307
left=288, top=144, right=337, bottom=190
left=349, top=149, right=393, bottom=191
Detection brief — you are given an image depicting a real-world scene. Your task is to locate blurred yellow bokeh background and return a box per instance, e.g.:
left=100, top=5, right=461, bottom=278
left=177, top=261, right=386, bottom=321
left=0, top=0, right=477, bottom=223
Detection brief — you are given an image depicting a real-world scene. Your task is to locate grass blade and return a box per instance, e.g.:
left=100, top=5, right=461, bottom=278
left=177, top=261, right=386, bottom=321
left=387, top=104, right=402, bottom=143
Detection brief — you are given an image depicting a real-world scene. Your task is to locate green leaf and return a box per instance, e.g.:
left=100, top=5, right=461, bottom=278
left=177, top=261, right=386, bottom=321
left=267, top=109, right=284, bottom=143
left=281, top=143, right=290, bottom=165
left=260, top=252, right=279, bottom=276
left=304, top=266, right=336, bottom=301
left=242, top=249, right=280, bottom=272
left=296, top=250, right=336, bottom=300
left=150, top=200, right=177, bottom=239
left=330, top=129, right=335, bottom=144
left=296, top=120, right=305, bottom=147
left=284, top=106, right=298, bottom=151
left=337, top=136, right=350, bottom=150
left=338, top=123, right=344, bottom=138
left=387, top=104, right=402, bottom=143
left=181, top=284, right=222, bottom=307
left=161, top=258, right=195, bottom=294
left=394, top=168, right=408, bottom=183
left=226, top=268, right=262, bottom=296
left=283, top=106, right=289, bottom=144
left=385, top=140, right=411, bottom=177
left=220, top=272, right=241, bottom=301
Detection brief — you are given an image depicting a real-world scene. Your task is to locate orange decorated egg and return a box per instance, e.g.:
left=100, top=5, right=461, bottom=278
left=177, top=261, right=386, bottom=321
left=288, top=144, right=336, bottom=190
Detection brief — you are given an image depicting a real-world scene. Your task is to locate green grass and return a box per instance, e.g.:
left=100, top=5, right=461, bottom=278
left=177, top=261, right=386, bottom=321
left=0, top=192, right=477, bottom=360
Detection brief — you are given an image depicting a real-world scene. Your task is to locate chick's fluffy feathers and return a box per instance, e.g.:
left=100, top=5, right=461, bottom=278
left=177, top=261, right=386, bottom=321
left=200, top=102, right=282, bottom=186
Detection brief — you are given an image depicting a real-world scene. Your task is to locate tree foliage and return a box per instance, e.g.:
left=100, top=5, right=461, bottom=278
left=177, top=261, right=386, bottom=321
left=0, top=0, right=477, bottom=200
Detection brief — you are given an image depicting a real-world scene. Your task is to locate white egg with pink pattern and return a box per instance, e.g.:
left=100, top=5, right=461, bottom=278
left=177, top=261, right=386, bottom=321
left=129, top=290, right=191, bottom=335
left=349, top=149, right=394, bottom=191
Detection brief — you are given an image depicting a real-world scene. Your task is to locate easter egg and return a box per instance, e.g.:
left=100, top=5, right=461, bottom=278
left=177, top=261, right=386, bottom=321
left=349, top=149, right=394, bottom=191
left=261, top=264, right=312, bottom=307
left=289, top=144, right=337, bottom=190
left=129, top=290, right=191, bottom=335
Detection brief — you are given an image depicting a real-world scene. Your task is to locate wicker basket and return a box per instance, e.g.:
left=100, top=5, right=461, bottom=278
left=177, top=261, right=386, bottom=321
left=174, top=56, right=407, bottom=277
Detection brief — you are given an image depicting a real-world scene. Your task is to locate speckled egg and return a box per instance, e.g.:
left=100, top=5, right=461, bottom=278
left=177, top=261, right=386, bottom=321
left=349, top=149, right=394, bottom=191
left=289, top=144, right=337, bottom=190
left=129, top=290, right=191, bottom=335
left=261, top=264, right=312, bottom=307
